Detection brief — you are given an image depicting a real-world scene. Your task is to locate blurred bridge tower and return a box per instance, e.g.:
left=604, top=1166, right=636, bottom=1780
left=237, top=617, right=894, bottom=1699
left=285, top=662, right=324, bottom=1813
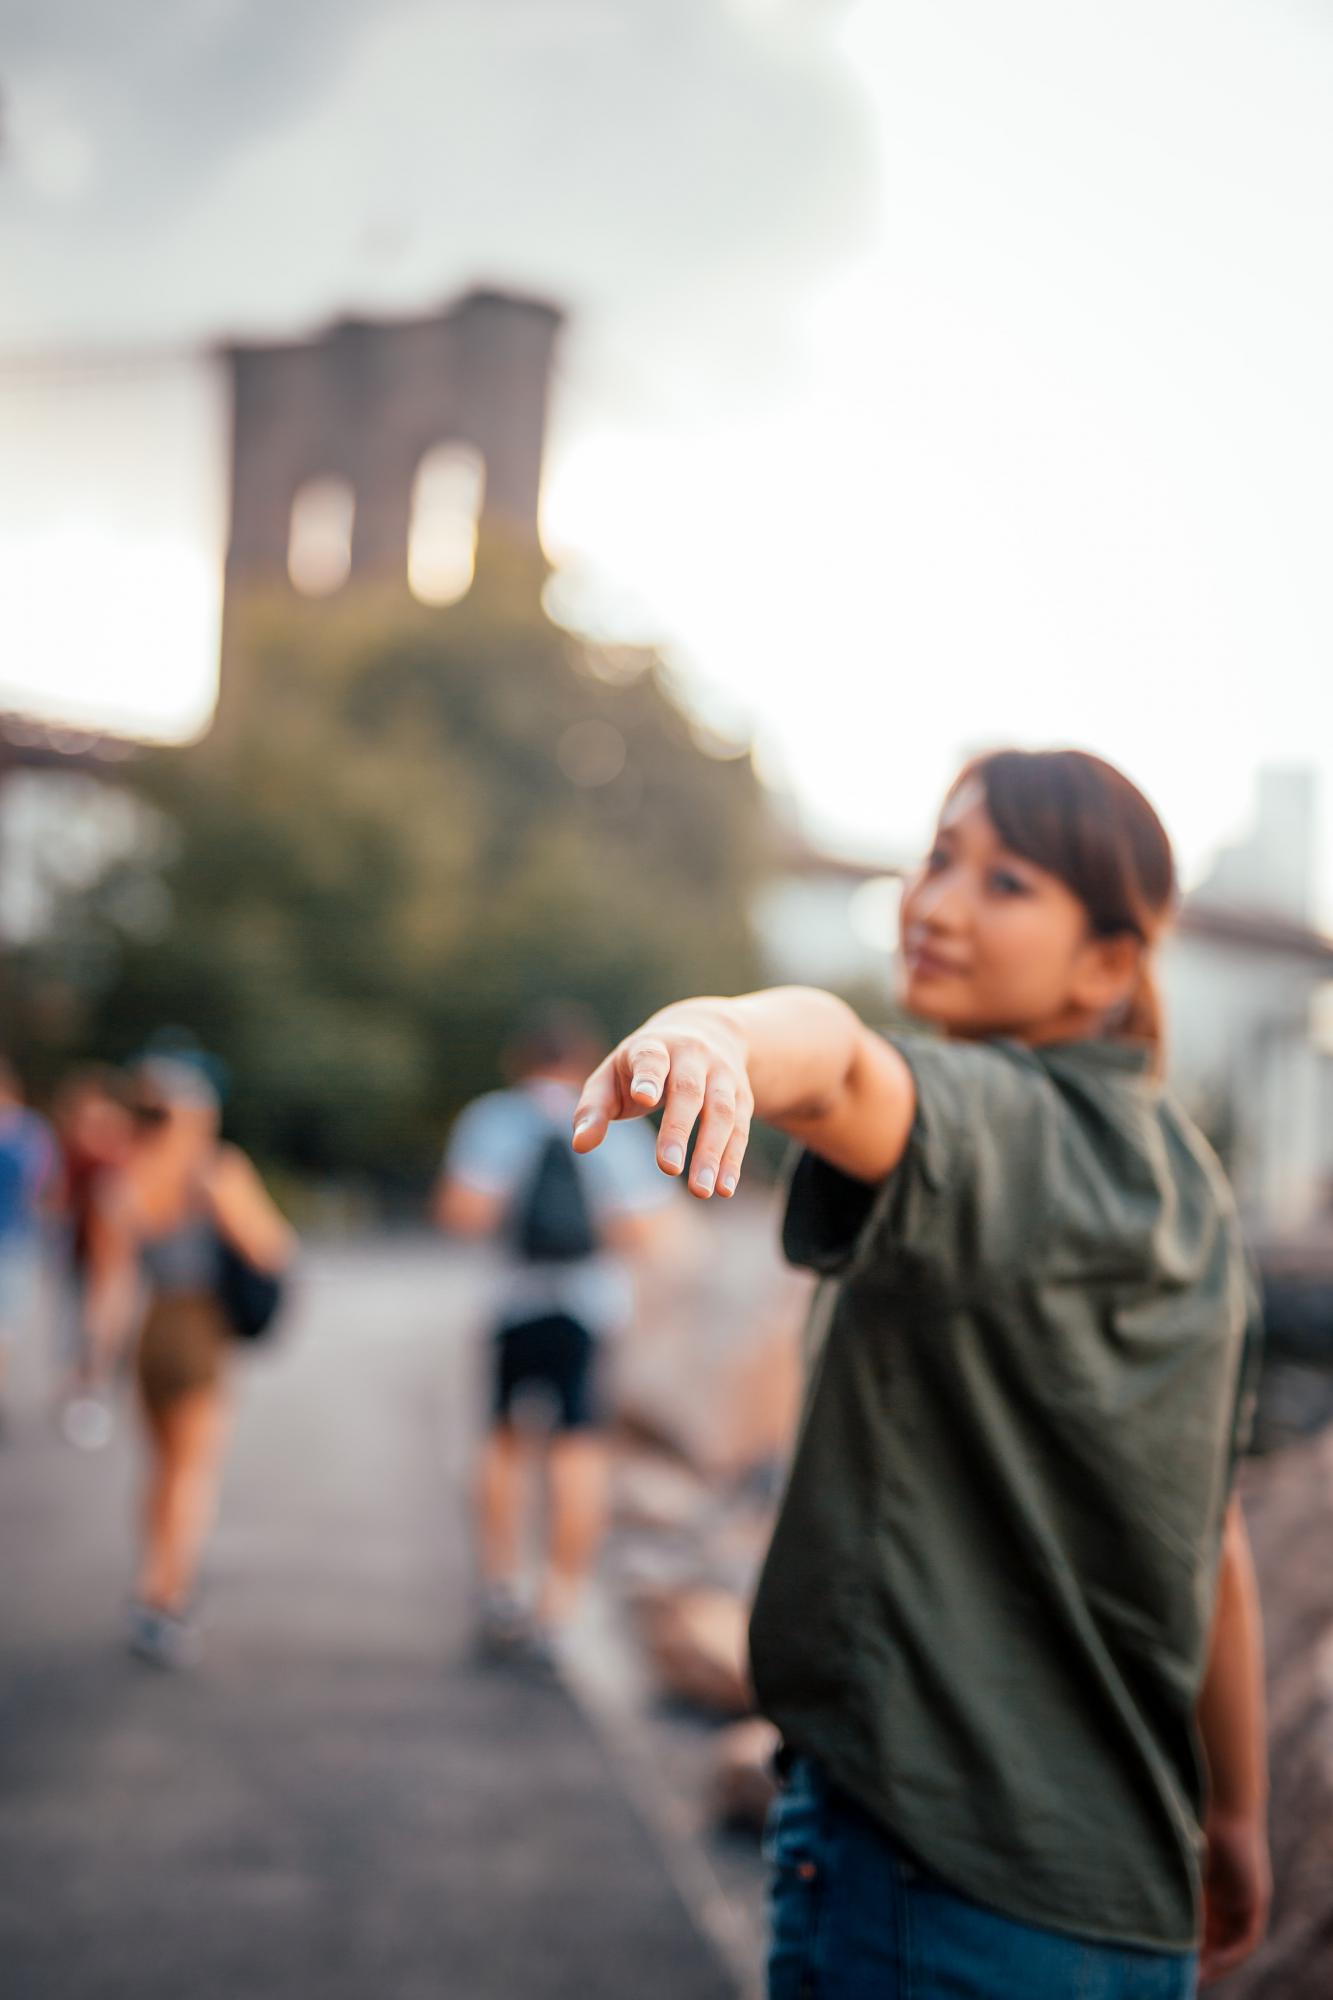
left=218, top=287, right=563, bottom=719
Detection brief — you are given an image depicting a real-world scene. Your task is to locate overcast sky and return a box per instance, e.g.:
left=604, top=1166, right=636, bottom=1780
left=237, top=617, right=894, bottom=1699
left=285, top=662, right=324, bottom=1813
left=3, top=0, right=1332, bottom=913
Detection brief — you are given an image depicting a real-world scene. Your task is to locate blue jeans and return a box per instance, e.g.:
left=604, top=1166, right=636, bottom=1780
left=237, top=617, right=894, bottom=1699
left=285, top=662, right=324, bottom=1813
left=765, top=1758, right=1198, bottom=2000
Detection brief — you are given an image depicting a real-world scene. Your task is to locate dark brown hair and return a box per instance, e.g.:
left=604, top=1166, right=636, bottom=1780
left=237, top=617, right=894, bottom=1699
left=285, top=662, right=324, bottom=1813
left=948, top=748, right=1179, bottom=1065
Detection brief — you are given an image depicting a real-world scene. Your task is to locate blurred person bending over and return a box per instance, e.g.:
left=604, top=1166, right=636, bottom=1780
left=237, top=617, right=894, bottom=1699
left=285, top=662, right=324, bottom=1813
left=0, top=1057, right=56, bottom=1437
left=435, top=1005, right=674, bottom=1668
left=87, top=1057, right=295, bottom=1667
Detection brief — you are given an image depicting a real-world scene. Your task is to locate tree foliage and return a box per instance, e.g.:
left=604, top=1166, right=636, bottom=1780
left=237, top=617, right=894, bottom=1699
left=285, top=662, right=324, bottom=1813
left=19, top=575, right=773, bottom=1184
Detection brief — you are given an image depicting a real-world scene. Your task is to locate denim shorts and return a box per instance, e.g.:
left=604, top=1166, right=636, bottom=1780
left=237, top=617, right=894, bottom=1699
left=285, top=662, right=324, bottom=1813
left=764, top=1757, right=1198, bottom=2000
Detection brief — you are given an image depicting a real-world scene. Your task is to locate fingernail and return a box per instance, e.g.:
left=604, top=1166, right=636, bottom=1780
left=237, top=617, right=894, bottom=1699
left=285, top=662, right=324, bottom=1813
left=573, top=1116, right=595, bottom=1138
left=695, top=1167, right=715, bottom=1195
left=631, top=1074, right=659, bottom=1099
left=720, top=1173, right=737, bottom=1194
left=662, top=1144, right=684, bottom=1170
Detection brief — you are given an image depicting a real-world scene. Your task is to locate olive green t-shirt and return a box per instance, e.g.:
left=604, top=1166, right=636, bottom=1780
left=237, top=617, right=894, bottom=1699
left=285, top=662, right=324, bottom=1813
left=748, top=1032, right=1259, bottom=1952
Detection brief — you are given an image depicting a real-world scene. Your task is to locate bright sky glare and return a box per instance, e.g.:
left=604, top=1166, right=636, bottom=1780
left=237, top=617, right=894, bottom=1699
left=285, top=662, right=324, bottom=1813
left=1, top=0, right=1330, bottom=907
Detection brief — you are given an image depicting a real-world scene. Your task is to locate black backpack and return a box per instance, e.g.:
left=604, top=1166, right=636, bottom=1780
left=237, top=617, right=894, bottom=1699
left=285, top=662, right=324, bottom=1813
left=215, top=1234, right=286, bottom=1342
left=509, top=1129, right=598, bottom=1263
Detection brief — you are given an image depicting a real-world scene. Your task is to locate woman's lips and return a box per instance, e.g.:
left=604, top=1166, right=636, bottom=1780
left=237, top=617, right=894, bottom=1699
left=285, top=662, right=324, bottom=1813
left=904, top=941, right=968, bottom=979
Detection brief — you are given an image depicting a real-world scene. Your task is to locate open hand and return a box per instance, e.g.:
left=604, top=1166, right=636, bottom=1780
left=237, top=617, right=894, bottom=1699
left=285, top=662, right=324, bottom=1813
left=571, top=1008, right=753, bottom=1200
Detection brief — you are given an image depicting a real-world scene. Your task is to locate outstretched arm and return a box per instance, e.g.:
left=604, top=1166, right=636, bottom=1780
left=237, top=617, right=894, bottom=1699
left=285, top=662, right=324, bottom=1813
left=1196, top=1496, right=1271, bottom=1984
left=572, top=987, right=915, bottom=1198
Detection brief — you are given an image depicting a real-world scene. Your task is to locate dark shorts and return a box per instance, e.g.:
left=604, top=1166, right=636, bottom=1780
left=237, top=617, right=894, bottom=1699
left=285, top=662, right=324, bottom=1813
left=492, top=1313, right=600, bottom=1432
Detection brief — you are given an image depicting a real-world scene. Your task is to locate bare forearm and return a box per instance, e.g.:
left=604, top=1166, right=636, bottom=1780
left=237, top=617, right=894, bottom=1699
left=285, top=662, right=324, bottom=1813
left=435, top=1180, right=502, bottom=1237
left=1198, top=1499, right=1269, bottom=1820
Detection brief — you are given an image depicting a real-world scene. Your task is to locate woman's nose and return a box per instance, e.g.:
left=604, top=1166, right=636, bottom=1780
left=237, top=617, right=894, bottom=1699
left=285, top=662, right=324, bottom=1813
left=914, top=873, right=970, bottom=932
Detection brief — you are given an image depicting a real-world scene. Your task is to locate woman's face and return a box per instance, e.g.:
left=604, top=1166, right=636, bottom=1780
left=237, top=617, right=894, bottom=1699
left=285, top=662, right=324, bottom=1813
left=130, top=1094, right=216, bottom=1161
left=897, top=782, right=1135, bottom=1041
left=76, top=1091, right=133, bottom=1164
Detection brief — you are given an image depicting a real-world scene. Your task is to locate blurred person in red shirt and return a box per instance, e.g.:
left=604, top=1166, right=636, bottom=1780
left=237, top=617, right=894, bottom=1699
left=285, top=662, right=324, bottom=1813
left=51, top=1065, right=134, bottom=1449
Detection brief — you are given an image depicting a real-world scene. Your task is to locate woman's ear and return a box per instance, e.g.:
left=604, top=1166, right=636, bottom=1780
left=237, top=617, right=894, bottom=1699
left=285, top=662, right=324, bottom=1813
left=1072, top=931, right=1143, bottom=1016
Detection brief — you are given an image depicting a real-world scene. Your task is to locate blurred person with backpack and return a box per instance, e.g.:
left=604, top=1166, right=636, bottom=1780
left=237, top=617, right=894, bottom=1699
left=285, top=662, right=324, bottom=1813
left=435, top=1005, right=675, bottom=1669
left=86, top=1055, right=295, bottom=1667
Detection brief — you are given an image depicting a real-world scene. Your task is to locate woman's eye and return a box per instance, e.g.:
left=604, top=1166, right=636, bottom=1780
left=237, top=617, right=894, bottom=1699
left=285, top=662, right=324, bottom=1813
left=925, top=847, right=950, bottom=873
left=988, top=868, right=1031, bottom=897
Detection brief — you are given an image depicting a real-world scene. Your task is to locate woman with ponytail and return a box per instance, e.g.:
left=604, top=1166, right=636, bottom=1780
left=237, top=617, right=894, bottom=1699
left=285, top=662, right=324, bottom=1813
left=573, top=748, right=1268, bottom=1999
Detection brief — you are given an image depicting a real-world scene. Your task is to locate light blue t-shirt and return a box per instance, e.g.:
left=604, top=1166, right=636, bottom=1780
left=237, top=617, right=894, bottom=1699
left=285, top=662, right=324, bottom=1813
left=443, top=1078, right=672, bottom=1338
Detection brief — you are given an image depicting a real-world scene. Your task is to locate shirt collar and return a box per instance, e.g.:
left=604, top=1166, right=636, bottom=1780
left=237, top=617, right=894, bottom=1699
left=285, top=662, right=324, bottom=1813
left=1022, top=1036, right=1155, bottom=1076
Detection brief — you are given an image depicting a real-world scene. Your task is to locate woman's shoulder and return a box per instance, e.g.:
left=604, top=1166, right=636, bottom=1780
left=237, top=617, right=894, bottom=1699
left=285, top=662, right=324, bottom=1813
left=784, top=1035, right=1063, bottom=1280
left=882, top=1030, right=1056, bottom=1171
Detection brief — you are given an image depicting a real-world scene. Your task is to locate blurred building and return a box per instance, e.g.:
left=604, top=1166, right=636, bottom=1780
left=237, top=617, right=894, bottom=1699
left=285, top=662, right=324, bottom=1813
left=754, top=768, right=1333, bottom=1241
left=215, top=285, right=563, bottom=733
left=750, top=843, right=901, bottom=994
left=223, top=288, right=561, bottom=594
left=1164, top=770, right=1333, bottom=1241
left=1, top=287, right=566, bottom=916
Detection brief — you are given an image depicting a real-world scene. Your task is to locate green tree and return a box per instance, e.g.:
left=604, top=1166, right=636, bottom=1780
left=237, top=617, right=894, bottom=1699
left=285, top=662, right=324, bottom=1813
left=24, top=573, right=772, bottom=1187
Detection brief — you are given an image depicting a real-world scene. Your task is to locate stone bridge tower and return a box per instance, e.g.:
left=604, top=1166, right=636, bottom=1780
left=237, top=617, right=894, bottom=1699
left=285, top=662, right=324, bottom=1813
left=222, top=287, right=562, bottom=608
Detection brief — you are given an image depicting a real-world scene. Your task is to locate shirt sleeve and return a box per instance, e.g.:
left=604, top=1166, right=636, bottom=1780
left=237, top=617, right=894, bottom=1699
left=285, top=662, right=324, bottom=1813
left=441, top=1094, right=531, bottom=1198
left=781, top=1032, right=1049, bottom=1279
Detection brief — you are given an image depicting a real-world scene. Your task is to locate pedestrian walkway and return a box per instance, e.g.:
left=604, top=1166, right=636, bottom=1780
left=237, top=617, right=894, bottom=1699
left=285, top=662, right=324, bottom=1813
left=0, top=1242, right=738, bottom=2000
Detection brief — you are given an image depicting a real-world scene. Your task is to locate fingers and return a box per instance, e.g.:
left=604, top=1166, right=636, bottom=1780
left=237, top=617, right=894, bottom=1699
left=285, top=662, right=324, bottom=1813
left=571, top=1057, right=622, bottom=1152
left=714, top=1118, right=752, bottom=1198
left=685, top=1078, right=750, bottom=1198
left=574, top=1031, right=752, bottom=1199
left=623, top=1038, right=671, bottom=1111
left=655, top=1055, right=706, bottom=1179
left=1200, top=1920, right=1264, bottom=1984
left=571, top=1038, right=675, bottom=1151
left=1201, top=1940, right=1251, bottom=1985
left=659, top=1062, right=752, bottom=1200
